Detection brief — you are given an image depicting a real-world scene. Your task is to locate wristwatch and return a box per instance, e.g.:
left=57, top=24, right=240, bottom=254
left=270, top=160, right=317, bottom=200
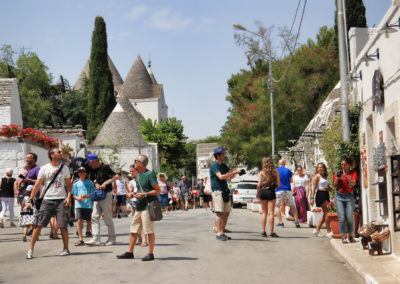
left=144, top=193, right=147, bottom=198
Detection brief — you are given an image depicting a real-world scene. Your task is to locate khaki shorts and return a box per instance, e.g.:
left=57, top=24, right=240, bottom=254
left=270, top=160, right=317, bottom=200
left=212, top=191, right=231, bottom=213
left=130, top=210, right=154, bottom=235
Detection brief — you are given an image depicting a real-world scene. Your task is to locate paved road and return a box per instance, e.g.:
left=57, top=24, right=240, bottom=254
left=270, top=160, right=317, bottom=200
left=0, top=208, right=363, bottom=284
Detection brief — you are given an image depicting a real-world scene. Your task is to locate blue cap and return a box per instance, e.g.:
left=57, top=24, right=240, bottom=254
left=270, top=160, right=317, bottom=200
left=85, top=153, right=98, bottom=164
left=213, top=147, right=226, bottom=155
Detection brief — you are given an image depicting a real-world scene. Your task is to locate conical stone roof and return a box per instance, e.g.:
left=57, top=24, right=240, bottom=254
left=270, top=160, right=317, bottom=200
left=73, top=55, right=124, bottom=91
left=119, top=56, right=162, bottom=99
left=92, top=95, right=148, bottom=147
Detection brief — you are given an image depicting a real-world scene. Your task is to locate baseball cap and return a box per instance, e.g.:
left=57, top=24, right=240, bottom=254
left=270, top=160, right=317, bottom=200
left=213, top=147, right=226, bottom=155
left=85, top=153, right=98, bottom=164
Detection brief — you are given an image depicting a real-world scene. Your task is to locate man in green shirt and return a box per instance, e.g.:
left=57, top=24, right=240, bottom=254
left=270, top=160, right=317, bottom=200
left=117, top=154, right=161, bottom=261
left=210, top=147, right=240, bottom=241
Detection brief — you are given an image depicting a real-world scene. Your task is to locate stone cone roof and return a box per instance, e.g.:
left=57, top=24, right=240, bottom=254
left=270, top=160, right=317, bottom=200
left=92, top=95, right=148, bottom=147
left=73, top=55, right=124, bottom=91
left=119, top=56, right=163, bottom=99
left=0, top=78, right=16, bottom=106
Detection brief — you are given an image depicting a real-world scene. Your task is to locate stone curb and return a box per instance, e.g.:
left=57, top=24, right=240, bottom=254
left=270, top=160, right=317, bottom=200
left=330, top=239, right=400, bottom=284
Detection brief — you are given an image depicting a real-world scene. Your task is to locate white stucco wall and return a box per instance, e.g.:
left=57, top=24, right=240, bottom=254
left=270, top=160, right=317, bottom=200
left=0, top=105, right=10, bottom=126
left=351, top=4, right=400, bottom=255
left=130, top=98, right=160, bottom=123
left=0, top=138, right=49, bottom=178
left=45, top=134, right=84, bottom=156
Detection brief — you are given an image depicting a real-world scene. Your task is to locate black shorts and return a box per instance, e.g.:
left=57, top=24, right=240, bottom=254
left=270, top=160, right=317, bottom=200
left=203, top=195, right=211, bottom=203
left=36, top=199, right=69, bottom=228
left=117, top=195, right=127, bottom=206
left=76, top=208, right=92, bottom=221
left=260, top=189, right=276, bottom=201
left=316, top=190, right=330, bottom=207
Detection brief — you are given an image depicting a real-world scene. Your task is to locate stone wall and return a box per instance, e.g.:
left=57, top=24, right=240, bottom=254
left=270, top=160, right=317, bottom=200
left=0, top=137, right=48, bottom=177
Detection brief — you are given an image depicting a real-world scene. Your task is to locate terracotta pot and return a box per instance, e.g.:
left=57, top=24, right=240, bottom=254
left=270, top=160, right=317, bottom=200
left=327, top=211, right=360, bottom=239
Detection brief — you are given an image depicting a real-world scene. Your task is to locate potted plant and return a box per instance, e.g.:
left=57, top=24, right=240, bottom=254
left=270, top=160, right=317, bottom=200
left=326, top=200, right=360, bottom=239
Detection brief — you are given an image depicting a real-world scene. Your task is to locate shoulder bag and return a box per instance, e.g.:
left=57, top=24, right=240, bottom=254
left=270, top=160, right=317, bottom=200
left=204, top=180, right=212, bottom=195
left=138, top=175, right=163, bottom=221
left=35, top=164, right=64, bottom=210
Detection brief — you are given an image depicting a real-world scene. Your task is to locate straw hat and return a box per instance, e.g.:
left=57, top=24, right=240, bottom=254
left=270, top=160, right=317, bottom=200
left=157, top=173, right=168, bottom=180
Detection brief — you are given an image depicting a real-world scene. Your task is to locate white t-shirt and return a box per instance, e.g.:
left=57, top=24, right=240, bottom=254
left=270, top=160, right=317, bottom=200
left=172, top=186, right=180, bottom=196
left=39, top=163, right=71, bottom=200
left=293, top=174, right=309, bottom=189
left=116, top=179, right=126, bottom=195
left=129, top=180, right=137, bottom=201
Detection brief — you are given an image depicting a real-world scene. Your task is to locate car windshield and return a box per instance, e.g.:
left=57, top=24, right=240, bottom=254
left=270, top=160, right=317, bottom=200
left=237, top=183, right=257, bottom=189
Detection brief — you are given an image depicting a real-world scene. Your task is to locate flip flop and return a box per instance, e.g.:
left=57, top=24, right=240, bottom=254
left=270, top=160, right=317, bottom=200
left=140, top=242, right=148, bottom=247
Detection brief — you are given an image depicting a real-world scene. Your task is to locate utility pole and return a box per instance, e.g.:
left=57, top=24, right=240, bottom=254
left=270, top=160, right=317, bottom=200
left=337, top=0, right=350, bottom=141
left=269, top=46, right=275, bottom=157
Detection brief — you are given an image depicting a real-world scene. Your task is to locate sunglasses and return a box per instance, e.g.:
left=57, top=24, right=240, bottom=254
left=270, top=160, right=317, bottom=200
left=134, top=160, right=141, bottom=163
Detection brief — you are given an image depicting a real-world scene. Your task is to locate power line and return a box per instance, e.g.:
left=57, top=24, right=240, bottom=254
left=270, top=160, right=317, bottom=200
left=272, top=0, right=307, bottom=83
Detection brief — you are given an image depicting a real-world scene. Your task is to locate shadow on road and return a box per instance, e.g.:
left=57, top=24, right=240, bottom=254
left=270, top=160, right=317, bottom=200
left=230, top=238, right=269, bottom=242
left=39, top=251, right=113, bottom=258
left=278, top=236, right=310, bottom=239
left=155, top=243, right=179, bottom=247
left=157, top=257, right=198, bottom=261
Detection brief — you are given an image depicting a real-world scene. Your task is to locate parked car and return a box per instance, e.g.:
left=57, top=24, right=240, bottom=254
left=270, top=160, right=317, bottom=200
left=232, top=180, right=258, bottom=208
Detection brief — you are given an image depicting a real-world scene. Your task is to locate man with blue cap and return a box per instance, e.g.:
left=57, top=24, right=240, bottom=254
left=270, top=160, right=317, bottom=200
left=210, top=147, right=241, bottom=241
left=84, top=153, right=119, bottom=246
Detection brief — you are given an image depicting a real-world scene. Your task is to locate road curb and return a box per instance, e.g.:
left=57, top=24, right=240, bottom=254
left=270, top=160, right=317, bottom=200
left=330, top=239, right=400, bottom=284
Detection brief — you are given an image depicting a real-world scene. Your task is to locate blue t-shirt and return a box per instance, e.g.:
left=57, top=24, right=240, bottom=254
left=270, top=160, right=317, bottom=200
left=72, top=180, right=95, bottom=209
left=276, top=167, right=292, bottom=192
left=210, top=161, right=230, bottom=192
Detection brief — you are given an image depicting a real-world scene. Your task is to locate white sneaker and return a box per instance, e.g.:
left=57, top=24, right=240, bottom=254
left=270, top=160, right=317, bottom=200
left=104, top=238, right=116, bottom=246
left=85, top=239, right=101, bottom=246
left=326, top=232, right=334, bottom=238
left=26, top=249, right=33, bottom=259
left=59, top=249, right=70, bottom=256
left=312, top=229, right=319, bottom=236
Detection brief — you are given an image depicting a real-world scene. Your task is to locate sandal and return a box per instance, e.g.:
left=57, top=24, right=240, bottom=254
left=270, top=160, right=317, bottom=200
left=136, top=239, right=142, bottom=245
left=75, top=240, right=84, bottom=246
left=224, top=229, right=232, bottom=233
left=140, top=242, right=148, bottom=247
left=341, top=238, right=348, bottom=244
left=49, top=233, right=54, bottom=239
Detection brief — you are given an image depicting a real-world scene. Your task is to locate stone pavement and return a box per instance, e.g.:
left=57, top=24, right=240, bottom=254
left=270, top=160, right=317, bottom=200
left=0, top=208, right=363, bottom=284
left=331, top=239, right=400, bottom=284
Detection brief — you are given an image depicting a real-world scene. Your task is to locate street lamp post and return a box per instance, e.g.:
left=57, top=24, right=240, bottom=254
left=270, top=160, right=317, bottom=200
left=233, top=23, right=275, bottom=157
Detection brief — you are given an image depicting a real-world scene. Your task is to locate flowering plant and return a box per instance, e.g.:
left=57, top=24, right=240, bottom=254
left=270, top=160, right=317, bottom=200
left=311, top=208, right=323, bottom=213
left=0, top=124, right=22, bottom=135
left=0, top=124, right=61, bottom=148
left=327, top=201, right=336, bottom=213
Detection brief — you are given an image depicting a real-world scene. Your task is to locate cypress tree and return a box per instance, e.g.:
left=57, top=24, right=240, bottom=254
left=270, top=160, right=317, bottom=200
left=87, top=16, right=115, bottom=141
left=332, top=0, right=367, bottom=55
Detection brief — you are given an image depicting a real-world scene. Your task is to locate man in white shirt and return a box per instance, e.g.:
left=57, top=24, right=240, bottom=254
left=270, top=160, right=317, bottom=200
left=26, top=147, right=72, bottom=259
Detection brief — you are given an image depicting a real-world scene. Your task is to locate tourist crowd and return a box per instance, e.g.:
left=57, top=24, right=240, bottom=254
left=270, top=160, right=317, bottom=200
left=0, top=146, right=358, bottom=260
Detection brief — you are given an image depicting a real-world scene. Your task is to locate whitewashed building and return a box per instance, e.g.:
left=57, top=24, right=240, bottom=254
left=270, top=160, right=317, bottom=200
left=0, top=78, right=22, bottom=127
left=349, top=2, right=400, bottom=256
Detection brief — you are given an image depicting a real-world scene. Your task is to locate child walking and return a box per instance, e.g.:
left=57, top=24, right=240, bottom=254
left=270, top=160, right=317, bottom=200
left=72, top=167, right=94, bottom=246
left=20, top=186, right=37, bottom=242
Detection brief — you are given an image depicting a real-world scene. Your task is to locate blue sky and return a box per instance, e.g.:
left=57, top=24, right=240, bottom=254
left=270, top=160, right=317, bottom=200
left=0, top=0, right=391, bottom=140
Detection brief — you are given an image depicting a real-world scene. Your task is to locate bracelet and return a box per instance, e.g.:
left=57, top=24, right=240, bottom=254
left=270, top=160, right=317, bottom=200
left=144, top=193, right=147, bottom=197
left=310, top=196, right=315, bottom=199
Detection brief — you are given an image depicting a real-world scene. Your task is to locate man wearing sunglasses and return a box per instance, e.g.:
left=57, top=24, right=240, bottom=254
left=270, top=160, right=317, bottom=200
left=26, top=147, right=72, bottom=259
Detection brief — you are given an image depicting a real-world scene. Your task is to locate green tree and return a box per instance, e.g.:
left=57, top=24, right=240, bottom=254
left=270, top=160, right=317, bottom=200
left=222, top=26, right=339, bottom=169
left=0, top=44, right=16, bottom=78
left=140, top=118, right=187, bottom=179
left=333, top=0, right=367, bottom=54
left=16, top=51, right=53, bottom=127
left=87, top=16, right=115, bottom=141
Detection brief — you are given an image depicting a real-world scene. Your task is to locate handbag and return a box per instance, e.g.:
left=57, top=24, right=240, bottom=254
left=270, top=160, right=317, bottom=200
left=137, top=175, right=163, bottom=221
left=35, top=164, right=64, bottom=210
left=89, top=188, right=107, bottom=201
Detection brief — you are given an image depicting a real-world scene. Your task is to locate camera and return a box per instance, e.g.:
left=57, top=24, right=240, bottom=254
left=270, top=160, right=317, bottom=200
left=239, top=169, right=246, bottom=176
left=19, top=174, right=26, bottom=179
left=337, top=169, right=343, bottom=178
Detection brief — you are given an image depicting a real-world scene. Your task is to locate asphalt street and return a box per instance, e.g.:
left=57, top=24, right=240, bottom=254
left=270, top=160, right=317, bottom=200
left=0, top=208, right=363, bottom=284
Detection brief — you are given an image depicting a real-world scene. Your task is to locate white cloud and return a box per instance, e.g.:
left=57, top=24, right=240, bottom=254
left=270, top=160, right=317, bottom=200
left=126, top=5, right=148, bottom=20
left=151, top=8, right=194, bottom=31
